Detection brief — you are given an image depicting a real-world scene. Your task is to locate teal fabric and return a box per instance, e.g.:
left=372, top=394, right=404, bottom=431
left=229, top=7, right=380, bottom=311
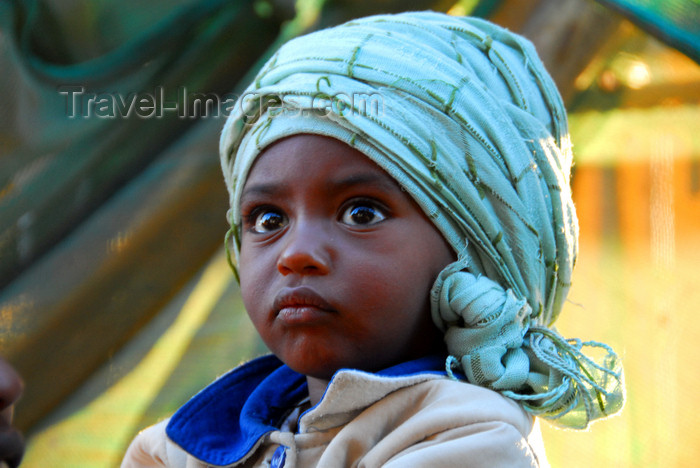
left=219, top=11, right=624, bottom=429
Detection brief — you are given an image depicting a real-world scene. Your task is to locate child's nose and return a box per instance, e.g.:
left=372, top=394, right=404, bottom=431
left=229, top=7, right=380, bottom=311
left=276, top=221, right=331, bottom=276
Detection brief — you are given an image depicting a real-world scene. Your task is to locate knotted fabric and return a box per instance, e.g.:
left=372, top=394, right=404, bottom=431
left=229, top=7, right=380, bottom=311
left=219, top=11, right=624, bottom=428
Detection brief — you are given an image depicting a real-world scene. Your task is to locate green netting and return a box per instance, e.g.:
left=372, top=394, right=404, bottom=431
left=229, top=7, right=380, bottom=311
left=0, top=0, right=286, bottom=289
left=596, top=0, right=700, bottom=63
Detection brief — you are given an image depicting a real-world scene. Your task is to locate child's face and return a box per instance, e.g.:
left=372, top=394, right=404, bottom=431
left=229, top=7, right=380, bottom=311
left=238, top=134, right=454, bottom=380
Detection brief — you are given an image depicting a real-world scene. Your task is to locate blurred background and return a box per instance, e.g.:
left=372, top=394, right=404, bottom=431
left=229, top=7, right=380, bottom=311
left=0, top=0, right=698, bottom=466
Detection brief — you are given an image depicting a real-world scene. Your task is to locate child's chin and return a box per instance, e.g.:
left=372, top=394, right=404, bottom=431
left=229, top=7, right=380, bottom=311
left=288, top=362, right=339, bottom=381
left=283, top=354, right=357, bottom=382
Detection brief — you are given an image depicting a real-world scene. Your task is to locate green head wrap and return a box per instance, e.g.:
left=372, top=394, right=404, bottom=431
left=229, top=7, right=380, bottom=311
left=219, top=11, right=624, bottom=429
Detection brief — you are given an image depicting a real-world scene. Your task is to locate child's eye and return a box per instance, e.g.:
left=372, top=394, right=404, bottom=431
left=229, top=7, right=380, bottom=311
left=340, top=201, right=387, bottom=226
left=248, top=209, right=288, bottom=233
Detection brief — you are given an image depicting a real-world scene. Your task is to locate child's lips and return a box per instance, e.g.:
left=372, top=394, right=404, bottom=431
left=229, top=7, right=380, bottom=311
left=273, top=286, right=336, bottom=325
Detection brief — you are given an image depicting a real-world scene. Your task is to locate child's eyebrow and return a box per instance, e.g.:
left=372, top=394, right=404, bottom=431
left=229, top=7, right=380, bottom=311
left=240, top=182, right=282, bottom=200
left=241, top=172, right=400, bottom=201
left=325, top=173, right=400, bottom=193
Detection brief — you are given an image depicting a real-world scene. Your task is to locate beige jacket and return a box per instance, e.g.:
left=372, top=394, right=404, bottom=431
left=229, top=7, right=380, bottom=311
left=122, top=356, right=549, bottom=468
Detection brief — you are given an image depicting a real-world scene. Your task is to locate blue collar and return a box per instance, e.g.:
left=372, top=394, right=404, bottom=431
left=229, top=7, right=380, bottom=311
left=166, top=354, right=447, bottom=466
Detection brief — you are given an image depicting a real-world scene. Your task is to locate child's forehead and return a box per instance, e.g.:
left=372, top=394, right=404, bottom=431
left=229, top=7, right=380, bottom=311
left=241, top=133, right=411, bottom=203
left=247, top=134, right=386, bottom=181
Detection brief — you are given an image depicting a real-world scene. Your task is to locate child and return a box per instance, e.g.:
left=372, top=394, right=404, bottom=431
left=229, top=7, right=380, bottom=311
left=122, top=11, right=624, bottom=467
left=0, top=356, right=24, bottom=468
